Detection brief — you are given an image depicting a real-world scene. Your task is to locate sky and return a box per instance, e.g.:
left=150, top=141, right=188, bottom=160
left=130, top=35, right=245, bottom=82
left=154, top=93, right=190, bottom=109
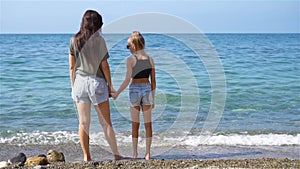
left=0, top=0, right=299, bottom=33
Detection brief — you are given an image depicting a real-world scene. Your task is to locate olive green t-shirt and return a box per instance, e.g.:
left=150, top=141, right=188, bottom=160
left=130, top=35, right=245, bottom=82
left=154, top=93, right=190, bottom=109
left=69, top=32, right=109, bottom=78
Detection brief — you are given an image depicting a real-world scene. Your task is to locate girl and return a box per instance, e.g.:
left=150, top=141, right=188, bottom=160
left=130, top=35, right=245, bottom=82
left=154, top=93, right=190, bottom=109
left=112, top=31, right=156, bottom=160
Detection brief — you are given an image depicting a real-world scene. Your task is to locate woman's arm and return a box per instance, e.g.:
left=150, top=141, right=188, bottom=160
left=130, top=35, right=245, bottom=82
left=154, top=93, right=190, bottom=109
left=101, top=59, right=115, bottom=94
left=69, top=54, right=76, bottom=87
left=150, top=57, right=156, bottom=108
left=113, top=57, right=133, bottom=99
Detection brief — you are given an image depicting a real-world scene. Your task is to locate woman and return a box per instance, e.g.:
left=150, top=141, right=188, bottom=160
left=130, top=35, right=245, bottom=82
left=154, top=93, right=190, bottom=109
left=69, top=10, right=121, bottom=161
left=112, top=31, right=156, bottom=160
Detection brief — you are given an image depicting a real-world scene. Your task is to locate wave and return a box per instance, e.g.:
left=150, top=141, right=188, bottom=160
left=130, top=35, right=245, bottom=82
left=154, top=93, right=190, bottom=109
left=179, top=134, right=300, bottom=146
left=0, top=131, right=299, bottom=147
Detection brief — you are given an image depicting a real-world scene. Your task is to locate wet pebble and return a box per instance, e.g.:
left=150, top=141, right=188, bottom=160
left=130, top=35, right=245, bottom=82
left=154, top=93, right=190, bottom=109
left=8, top=152, right=26, bottom=166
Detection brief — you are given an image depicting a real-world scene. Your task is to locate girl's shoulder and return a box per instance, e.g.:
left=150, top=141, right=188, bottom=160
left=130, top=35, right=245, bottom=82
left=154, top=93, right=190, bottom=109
left=127, top=55, right=136, bottom=60
left=126, top=55, right=137, bottom=64
left=148, top=55, right=154, bottom=60
left=148, top=56, right=155, bottom=67
left=148, top=55, right=154, bottom=61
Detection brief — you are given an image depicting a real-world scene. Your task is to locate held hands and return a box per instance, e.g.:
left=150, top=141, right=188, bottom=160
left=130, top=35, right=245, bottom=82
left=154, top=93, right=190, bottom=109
left=110, top=91, right=119, bottom=100
left=152, top=104, right=155, bottom=109
left=108, top=87, right=119, bottom=100
left=108, top=86, right=116, bottom=98
left=108, top=85, right=120, bottom=100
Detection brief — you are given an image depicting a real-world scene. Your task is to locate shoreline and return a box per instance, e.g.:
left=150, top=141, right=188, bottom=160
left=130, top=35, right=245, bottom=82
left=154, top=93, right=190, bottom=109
left=1, top=143, right=299, bottom=168
left=1, top=143, right=299, bottom=161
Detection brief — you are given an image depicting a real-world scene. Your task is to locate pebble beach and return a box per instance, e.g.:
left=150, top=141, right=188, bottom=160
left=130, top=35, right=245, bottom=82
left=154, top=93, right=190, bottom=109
left=41, top=158, right=300, bottom=169
left=1, top=143, right=299, bottom=169
left=2, top=158, right=299, bottom=169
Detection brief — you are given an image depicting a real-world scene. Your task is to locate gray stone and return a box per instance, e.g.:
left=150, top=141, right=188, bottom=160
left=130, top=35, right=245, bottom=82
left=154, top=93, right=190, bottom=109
left=8, top=152, right=26, bottom=165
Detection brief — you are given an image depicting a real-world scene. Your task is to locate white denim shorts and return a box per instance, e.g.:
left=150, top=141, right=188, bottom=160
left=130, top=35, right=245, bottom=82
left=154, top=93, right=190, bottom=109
left=72, top=74, right=108, bottom=105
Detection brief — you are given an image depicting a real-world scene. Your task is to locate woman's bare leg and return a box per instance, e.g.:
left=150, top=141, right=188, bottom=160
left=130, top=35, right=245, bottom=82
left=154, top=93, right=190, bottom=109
left=142, top=105, right=152, bottom=160
left=130, top=106, right=140, bottom=159
left=94, top=100, right=121, bottom=160
left=76, top=102, right=92, bottom=161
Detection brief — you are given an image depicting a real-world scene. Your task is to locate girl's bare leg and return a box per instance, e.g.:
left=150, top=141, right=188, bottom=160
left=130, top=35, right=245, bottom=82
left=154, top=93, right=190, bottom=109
left=130, top=106, right=140, bottom=159
left=76, top=102, right=92, bottom=161
left=142, top=105, right=152, bottom=160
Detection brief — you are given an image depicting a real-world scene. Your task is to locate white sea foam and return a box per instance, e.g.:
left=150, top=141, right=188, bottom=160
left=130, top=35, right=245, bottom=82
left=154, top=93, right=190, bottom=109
left=0, top=131, right=299, bottom=147
left=179, top=134, right=300, bottom=146
left=0, top=131, right=80, bottom=146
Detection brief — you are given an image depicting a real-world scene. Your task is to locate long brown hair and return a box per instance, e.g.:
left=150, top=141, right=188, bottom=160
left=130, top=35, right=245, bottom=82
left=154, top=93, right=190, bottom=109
left=74, top=10, right=103, bottom=51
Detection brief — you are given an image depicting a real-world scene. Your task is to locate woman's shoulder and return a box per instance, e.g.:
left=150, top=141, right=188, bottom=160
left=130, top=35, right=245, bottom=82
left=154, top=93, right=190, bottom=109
left=69, top=37, right=76, bottom=49
left=70, top=36, right=78, bottom=46
left=70, top=36, right=75, bottom=42
left=98, top=33, right=106, bottom=41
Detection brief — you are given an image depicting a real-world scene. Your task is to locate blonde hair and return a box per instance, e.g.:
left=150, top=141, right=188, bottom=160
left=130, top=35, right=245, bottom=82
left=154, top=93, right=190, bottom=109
left=128, top=31, right=146, bottom=53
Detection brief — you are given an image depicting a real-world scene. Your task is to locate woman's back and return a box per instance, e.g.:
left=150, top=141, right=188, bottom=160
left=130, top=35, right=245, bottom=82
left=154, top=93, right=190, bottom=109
left=70, top=33, right=109, bottom=77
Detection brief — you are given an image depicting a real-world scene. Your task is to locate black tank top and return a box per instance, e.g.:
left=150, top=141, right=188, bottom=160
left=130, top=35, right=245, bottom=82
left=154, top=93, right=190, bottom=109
left=132, top=55, right=152, bottom=79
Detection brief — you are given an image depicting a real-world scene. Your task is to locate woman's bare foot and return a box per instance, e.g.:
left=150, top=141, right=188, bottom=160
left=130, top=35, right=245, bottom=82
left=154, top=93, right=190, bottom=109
left=145, top=153, right=150, bottom=160
left=114, top=155, right=123, bottom=161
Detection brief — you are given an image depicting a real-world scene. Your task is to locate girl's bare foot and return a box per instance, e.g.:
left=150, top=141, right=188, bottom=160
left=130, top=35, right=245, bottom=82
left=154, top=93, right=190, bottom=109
left=133, top=152, right=138, bottom=160
left=84, top=154, right=91, bottom=162
left=145, top=153, right=150, bottom=160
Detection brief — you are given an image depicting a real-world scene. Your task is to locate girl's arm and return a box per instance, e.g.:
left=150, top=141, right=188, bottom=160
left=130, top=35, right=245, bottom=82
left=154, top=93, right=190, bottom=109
left=150, top=57, right=156, bottom=108
left=69, top=54, right=76, bottom=87
left=113, top=57, right=133, bottom=99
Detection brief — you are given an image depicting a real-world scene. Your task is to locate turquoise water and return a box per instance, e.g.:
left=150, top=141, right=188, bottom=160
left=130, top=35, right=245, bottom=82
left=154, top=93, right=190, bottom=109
left=0, top=33, right=299, bottom=147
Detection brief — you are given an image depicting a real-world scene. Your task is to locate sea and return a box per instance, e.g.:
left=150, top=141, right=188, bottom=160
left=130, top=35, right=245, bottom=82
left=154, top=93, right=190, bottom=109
left=0, top=33, right=299, bottom=161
